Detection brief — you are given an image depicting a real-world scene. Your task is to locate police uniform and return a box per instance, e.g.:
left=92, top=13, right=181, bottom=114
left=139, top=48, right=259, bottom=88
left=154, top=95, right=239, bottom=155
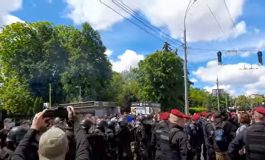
left=199, top=113, right=216, bottom=160
left=152, top=109, right=188, bottom=160
left=228, top=107, right=265, bottom=160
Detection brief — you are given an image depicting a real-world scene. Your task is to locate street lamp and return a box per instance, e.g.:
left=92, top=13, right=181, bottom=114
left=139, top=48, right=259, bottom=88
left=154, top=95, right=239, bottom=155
left=75, top=86, right=82, bottom=102
left=183, top=0, right=197, bottom=114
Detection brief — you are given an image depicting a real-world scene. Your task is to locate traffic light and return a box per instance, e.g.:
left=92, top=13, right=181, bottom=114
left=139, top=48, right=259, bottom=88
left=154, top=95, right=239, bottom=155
left=217, top=51, right=222, bottom=65
left=257, top=51, right=263, bottom=65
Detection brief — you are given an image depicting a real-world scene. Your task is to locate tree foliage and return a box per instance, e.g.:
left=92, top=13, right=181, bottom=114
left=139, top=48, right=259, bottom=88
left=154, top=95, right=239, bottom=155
left=189, top=87, right=208, bottom=107
left=107, top=71, right=140, bottom=111
left=136, top=51, right=184, bottom=111
left=0, top=22, right=112, bottom=113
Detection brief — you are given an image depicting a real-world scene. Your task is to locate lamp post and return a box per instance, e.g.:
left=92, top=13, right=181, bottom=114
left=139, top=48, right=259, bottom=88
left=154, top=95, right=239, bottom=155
left=183, top=0, right=196, bottom=114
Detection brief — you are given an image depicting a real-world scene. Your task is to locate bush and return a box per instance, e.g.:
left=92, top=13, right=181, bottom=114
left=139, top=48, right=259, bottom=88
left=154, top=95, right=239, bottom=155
left=189, top=107, right=207, bottom=114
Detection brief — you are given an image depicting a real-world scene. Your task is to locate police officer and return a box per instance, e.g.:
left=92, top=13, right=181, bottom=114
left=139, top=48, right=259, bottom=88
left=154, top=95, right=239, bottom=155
left=199, top=111, right=216, bottom=160
left=228, top=107, right=265, bottom=160
left=186, top=113, right=203, bottom=160
left=151, top=112, right=169, bottom=159
left=0, top=126, right=28, bottom=160
left=135, top=116, right=153, bottom=160
left=88, top=120, right=108, bottom=160
left=106, top=120, right=117, bottom=160
left=153, top=109, right=187, bottom=160
left=116, top=118, right=133, bottom=160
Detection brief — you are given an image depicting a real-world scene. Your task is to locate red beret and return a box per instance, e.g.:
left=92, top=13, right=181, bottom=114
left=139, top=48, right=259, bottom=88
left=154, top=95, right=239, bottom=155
left=192, top=113, right=200, bottom=121
left=160, top=112, right=169, bottom=120
left=201, top=111, right=207, bottom=117
left=182, top=113, right=190, bottom=119
left=171, top=109, right=184, bottom=118
left=255, top=107, right=265, bottom=115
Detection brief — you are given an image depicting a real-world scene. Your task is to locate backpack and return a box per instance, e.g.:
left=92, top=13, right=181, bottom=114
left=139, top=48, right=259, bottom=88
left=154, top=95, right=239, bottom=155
left=214, top=122, right=227, bottom=143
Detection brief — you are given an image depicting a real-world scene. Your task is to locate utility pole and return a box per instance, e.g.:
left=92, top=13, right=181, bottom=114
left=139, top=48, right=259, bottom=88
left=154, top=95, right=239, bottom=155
left=217, top=76, right=220, bottom=111
left=183, top=28, right=189, bottom=114
left=183, top=0, right=196, bottom=114
left=49, top=83, right=52, bottom=109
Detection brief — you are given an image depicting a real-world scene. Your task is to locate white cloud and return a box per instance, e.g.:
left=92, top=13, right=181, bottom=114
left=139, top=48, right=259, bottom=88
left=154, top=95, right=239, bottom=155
left=111, top=49, right=144, bottom=72
left=65, top=0, right=246, bottom=41
left=240, top=51, right=251, bottom=58
left=65, top=0, right=136, bottom=30
left=0, top=0, right=23, bottom=27
left=194, top=61, right=265, bottom=96
left=256, top=40, right=265, bottom=50
left=104, top=49, right=113, bottom=57
left=190, top=78, right=198, bottom=83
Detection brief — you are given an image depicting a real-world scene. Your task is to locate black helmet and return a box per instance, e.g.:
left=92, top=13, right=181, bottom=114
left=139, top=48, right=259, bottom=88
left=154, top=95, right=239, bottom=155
left=6, top=126, right=28, bottom=145
left=97, top=120, right=108, bottom=132
left=80, top=119, right=92, bottom=130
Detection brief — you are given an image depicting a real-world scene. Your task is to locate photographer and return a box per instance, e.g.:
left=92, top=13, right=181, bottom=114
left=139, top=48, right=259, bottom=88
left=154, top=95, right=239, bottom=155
left=12, top=106, right=90, bottom=160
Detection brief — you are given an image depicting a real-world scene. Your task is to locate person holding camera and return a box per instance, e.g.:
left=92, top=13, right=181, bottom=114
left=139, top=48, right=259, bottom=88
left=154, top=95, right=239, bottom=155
left=12, top=106, right=90, bottom=160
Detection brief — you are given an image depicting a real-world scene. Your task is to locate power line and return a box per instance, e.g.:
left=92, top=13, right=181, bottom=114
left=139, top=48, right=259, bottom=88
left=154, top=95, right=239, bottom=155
left=112, top=0, right=183, bottom=46
left=115, top=0, right=183, bottom=45
left=99, top=0, right=167, bottom=45
left=223, top=0, right=236, bottom=28
left=207, top=4, right=226, bottom=36
left=189, top=47, right=258, bottom=53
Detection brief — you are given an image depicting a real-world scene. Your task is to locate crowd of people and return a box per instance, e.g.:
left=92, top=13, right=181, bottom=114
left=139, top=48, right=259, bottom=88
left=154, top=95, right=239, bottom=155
left=0, top=105, right=264, bottom=160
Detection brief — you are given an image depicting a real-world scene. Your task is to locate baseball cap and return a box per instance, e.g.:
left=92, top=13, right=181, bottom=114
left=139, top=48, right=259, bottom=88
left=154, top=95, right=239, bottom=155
left=39, top=127, right=68, bottom=160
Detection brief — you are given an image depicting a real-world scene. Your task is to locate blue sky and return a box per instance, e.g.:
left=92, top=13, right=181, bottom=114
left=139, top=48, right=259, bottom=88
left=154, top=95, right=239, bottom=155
left=1, top=0, right=265, bottom=96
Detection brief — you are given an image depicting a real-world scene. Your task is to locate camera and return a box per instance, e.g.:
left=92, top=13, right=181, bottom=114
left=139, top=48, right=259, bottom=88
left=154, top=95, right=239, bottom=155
left=43, top=107, right=68, bottom=119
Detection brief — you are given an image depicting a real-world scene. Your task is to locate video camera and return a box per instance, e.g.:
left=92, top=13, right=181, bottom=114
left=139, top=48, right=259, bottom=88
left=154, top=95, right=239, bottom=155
left=43, top=107, right=68, bottom=119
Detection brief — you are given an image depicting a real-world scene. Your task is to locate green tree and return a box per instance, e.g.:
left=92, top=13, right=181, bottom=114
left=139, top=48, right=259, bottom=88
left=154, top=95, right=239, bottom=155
left=189, top=87, right=208, bottom=107
left=107, top=71, right=140, bottom=111
left=249, top=97, right=265, bottom=108
left=0, top=22, right=68, bottom=106
left=0, top=77, right=34, bottom=113
left=236, top=95, right=250, bottom=110
left=0, top=22, right=112, bottom=113
left=136, top=51, right=184, bottom=111
left=60, top=23, right=112, bottom=102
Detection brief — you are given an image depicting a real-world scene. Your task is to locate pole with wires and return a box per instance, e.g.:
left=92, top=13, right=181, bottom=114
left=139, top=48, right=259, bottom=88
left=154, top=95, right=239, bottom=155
left=217, top=76, right=220, bottom=111
left=183, top=0, right=196, bottom=114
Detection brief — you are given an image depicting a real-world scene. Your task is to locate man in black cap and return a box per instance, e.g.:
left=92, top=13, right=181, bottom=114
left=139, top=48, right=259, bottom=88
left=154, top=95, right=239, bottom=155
left=228, top=107, right=265, bottom=160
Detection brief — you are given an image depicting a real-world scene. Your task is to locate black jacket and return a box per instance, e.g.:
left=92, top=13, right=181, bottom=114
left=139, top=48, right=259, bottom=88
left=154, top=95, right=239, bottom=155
left=152, top=122, right=187, bottom=160
left=12, top=127, right=90, bottom=160
left=11, top=129, right=39, bottom=160
left=228, top=122, right=265, bottom=160
left=213, top=119, right=234, bottom=152
left=169, top=123, right=188, bottom=160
